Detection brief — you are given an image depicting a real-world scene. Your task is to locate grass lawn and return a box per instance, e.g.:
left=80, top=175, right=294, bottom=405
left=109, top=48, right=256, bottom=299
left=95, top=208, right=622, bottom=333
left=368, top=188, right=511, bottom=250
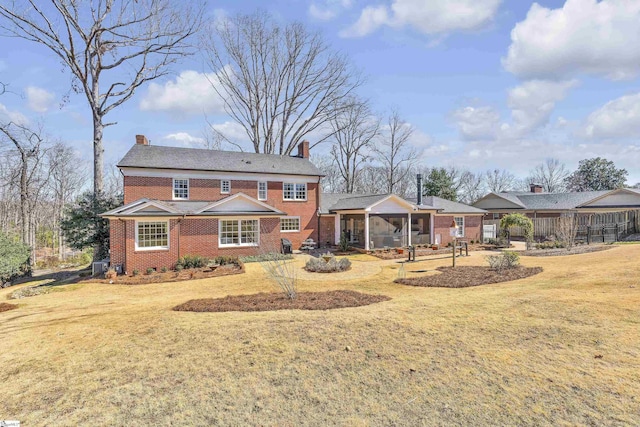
left=1, top=246, right=639, bottom=425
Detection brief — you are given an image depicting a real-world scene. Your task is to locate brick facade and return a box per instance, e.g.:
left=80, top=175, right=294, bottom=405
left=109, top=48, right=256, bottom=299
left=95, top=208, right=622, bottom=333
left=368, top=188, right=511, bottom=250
left=112, top=174, right=321, bottom=272
left=319, top=215, right=336, bottom=247
left=433, top=215, right=483, bottom=246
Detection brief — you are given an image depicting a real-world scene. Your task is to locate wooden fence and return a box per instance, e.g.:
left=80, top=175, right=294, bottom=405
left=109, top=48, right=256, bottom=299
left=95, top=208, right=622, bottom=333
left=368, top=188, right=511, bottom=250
left=483, top=210, right=640, bottom=243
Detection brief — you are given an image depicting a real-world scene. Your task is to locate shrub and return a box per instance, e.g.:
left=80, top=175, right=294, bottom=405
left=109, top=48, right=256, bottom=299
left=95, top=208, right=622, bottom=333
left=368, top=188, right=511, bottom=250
left=211, top=255, right=240, bottom=266
left=485, top=251, right=520, bottom=271
left=175, top=264, right=183, bottom=272
left=240, top=253, right=292, bottom=263
left=160, top=266, right=168, bottom=273
left=305, top=256, right=351, bottom=273
left=0, top=233, right=31, bottom=288
left=104, top=268, right=117, bottom=280
left=176, top=254, right=209, bottom=269
left=146, top=267, right=155, bottom=275
left=339, top=232, right=350, bottom=252
left=132, top=269, right=140, bottom=276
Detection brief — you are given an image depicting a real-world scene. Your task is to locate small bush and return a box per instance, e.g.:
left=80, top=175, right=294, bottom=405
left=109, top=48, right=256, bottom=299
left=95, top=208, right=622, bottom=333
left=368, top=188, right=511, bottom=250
left=211, top=255, right=240, bottom=266
left=146, top=267, right=155, bottom=275
left=175, top=264, right=183, bottom=272
left=132, top=269, right=140, bottom=276
left=339, top=232, right=350, bottom=252
left=160, top=266, right=168, bottom=273
left=305, top=256, right=351, bottom=273
left=485, top=251, right=520, bottom=271
left=104, top=268, right=117, bottom=280
left=176, top=255, right=209, bottom=269
left=240, top=253, right=292, bottom=263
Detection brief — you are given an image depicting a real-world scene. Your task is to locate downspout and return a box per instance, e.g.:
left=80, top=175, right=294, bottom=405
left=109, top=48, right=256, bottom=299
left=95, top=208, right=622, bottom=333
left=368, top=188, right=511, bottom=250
left=317, top=176, right=322, bottom=246
left=177, top=215, right=185, bottom=260
left=119, top=218, right=127, bottom=273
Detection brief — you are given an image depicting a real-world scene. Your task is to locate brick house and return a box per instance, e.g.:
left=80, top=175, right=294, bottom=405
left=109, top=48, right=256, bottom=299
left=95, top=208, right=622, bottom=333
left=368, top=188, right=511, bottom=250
left=103, top=136, right=486, bottom=272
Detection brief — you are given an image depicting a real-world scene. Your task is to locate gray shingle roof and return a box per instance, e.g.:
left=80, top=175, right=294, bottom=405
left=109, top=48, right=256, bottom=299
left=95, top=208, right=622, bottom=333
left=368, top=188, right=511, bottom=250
left=118, top=144, right=323, bottom=176
left=478, top=190, right=616, bottom=210
left=322, top=194, right=392, bottom=212
left=420, top=196, right=487, bottom=214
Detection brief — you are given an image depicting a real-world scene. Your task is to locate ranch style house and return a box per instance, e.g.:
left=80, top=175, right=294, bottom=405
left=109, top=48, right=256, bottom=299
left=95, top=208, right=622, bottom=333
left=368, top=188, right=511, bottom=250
left=102, top=135, right=486, bottom=273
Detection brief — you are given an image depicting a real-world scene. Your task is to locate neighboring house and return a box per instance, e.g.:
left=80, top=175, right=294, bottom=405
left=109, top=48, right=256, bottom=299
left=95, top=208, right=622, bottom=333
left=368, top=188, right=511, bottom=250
left=318, top=191, right=486, bottom=250
left=473, top=184, right=640, bottom=219
left=102, top=136, right=486, bottom=273
left=102, top=135, right=322, bottom=273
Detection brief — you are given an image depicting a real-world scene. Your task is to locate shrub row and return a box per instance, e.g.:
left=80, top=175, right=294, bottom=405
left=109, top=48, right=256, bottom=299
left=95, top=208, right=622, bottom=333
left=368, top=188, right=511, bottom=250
left=305, top=255, right=351, bottom=273
left=485, top=251, right=520, bottom=271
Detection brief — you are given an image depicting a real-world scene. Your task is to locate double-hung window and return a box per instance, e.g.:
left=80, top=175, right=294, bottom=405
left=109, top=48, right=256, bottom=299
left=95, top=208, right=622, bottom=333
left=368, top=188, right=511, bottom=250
left=258, top=181, right=268, bottom=201
left=283, top=183, right=307, bottom=200
left=173, top=178, right=189, bottom=200
left=136, top=221, right=169, bottom=250
left=280, top=217, right=300, bottom=232
left=219, top=219, right=259, bottom=247
left=454, top=216, right=465, bottom=237
left=221, top=179, right=231, bottom=194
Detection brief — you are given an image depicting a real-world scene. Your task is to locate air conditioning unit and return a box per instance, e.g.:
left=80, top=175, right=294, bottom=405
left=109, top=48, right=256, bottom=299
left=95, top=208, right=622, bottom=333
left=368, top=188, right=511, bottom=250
left=92, top=261, right=109, bottom=276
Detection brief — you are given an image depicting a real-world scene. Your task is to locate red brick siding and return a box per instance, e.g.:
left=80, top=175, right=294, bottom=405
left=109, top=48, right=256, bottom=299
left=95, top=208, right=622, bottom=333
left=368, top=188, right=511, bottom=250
left=434, top=215, right=482, bottom=245
left=110, top=217, right=283, bottom=273
left=123, top=176, right=320, bottom=250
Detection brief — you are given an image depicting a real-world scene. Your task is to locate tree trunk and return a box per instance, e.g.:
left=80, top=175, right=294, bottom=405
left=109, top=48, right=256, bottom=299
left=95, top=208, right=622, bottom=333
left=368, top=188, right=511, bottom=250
left=93, top=114, right=105, bottom=261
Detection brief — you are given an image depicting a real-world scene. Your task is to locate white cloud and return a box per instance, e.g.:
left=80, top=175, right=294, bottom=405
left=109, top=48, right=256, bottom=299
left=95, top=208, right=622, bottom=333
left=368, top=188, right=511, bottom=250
left=309, top=4, right=337, bottom=20
left=585, top=92, right=640, bottom=139
left=503, top=0, right=640, bottom=80
left=162, top=132, right=205, bottom=148
left=451, top=106, right=501, bottom=140
left=140, top=70, right=226, bottom=115
left=25, top=86, right=55, bottom=113
left=0, top=103, right=29, bottom=125
left=341, top=0, right=501, bottom=38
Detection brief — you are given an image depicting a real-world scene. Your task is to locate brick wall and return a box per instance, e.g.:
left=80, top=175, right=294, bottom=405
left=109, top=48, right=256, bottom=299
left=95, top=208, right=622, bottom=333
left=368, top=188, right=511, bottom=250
left=123, top=176, right=320, bottom=250
left=319, top=215, right=336, bottom=246
left=110, top=217, right=283, bottom=273
left=434, top=215, right=482, bottom=245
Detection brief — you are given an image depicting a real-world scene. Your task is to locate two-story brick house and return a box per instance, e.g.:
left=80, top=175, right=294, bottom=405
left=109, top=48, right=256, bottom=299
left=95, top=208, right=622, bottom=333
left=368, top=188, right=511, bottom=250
left=102, top=135, right=322, bottom=273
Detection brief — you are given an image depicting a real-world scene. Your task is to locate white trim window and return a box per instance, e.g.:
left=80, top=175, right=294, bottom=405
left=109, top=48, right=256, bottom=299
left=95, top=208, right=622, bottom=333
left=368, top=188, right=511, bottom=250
left=221, top=179, right=231, bottom=194
left=280, top=216, right=300, bottom=232
left=492, top=213, right=500, bottom=220
left=454, top=216, right=465, bottom=237
left=283, top=183, right=307, bottom=200
left=219, top=219, right=259, bottom=247
left=135, top=221, right=169, bottom=250
left=258, top=181, right=268, bottom=201
left=173, top=178, right=189, bottom=200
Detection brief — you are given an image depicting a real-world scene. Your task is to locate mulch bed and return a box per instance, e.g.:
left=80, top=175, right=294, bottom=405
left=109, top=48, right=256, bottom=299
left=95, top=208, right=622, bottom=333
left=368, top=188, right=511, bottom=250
left=522, top=245, right=612, bottom=257
left=396, top=266, right=543, bottom=288
left=85, top=264, right=244, bottom=285
left=173, top=290, right=391, bottom=313
left=0, top=302, right=18, bottom=313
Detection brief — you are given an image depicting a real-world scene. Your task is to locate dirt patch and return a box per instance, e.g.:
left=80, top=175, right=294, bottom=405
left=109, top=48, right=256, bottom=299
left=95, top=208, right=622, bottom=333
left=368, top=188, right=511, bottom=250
left=396, top=266, right=543, bottom=288
left=522, top=245, right=612, bottom=257
left=0, top=302, right=18, bottom=313
left=84, top=264, right=244, bottom=285
left=173, top=290, right=391, bottom=312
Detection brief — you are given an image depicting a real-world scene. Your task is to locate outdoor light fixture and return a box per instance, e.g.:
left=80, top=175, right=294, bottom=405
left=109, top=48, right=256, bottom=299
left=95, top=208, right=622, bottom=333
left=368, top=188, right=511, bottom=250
left=449, top=219, right=459, bottom=268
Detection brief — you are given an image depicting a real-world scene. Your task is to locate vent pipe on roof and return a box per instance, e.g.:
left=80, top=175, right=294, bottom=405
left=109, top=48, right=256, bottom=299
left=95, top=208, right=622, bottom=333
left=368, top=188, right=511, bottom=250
left=416, top=174, right=423, bottom=205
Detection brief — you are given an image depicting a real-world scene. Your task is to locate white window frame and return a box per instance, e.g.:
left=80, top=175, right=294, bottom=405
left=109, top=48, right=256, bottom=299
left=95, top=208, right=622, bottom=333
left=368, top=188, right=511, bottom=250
left=221, top=179, right=231, bottom=194
left=135, top=220, right=169, bottom=251
left=172, top=178, right=189, bottom=200
left=454, top=216, right=465, bottom=237
left=258, top=181, right=268, bottom=201
left=218, top=219, right=260, bottom=247
left=283, top=182, right=307, bottom=201
left=280, top=216, right=300, bottom=232
left=492, top=213, right=500, bottom=220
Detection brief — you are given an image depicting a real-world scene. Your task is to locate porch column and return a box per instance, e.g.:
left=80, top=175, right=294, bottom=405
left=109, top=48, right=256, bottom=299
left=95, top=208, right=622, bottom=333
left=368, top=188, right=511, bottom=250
left=407, top=212, right=412, bottom=246
left=334, top=215, right=340, bottom=245
left=430, top=214, right=435, bottom=245
left=364, top=212, right=370, bottom=250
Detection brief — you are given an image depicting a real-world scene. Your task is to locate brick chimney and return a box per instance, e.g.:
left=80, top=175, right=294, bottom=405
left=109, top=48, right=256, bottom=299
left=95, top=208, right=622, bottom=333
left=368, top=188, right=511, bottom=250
left=297, top=140, right=310, bottom=158
left=136, top=134, right=149, bottom=145
left=530, top=184, right=543, bottom=193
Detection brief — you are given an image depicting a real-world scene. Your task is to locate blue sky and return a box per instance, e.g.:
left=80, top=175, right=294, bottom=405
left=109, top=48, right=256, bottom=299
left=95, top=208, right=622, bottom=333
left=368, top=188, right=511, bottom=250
left=1, top=0, right=639, bottom=184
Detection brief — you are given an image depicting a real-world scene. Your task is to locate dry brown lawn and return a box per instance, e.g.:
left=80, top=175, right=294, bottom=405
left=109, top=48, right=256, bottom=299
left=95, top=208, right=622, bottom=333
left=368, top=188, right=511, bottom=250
left=1, top=246, right=639, bottom=426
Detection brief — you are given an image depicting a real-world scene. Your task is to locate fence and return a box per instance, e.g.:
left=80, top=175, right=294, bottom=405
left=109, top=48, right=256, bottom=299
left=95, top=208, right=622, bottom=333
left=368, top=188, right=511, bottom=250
left=483, top=210, right=640, bottom=243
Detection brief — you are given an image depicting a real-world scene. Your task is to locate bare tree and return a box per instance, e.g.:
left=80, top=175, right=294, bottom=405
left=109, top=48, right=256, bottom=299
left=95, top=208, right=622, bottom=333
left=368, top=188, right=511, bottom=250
left=373, top=109, right=416, bottom=194
left=528, top=158, right=568, bottom=193
left=312, top=154, right=343, bottom=193
left=204, top=11, right=363, bottom=155
left=0, top=0, right=203, bottom=198
left=484, top=169, right=515, bottom=193
left=330, top=99, right=380, bottom=193
left=353, top=165, right=387, bottom=195
left=556, top=214, right=579, bottom=249
left=458, top=171, right=485, bottom=204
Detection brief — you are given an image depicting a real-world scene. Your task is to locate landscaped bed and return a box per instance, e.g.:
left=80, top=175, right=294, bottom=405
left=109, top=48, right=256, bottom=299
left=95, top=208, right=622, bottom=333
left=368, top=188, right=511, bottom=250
left=173, top=290, right=390, bottom=312
left=0, top=302, right=18, bottom=312
left=88, top=264, right=244, bottom=285
left=522, top=245, right=612, bottom=257
left=396, top=265, right=543, bottom=288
